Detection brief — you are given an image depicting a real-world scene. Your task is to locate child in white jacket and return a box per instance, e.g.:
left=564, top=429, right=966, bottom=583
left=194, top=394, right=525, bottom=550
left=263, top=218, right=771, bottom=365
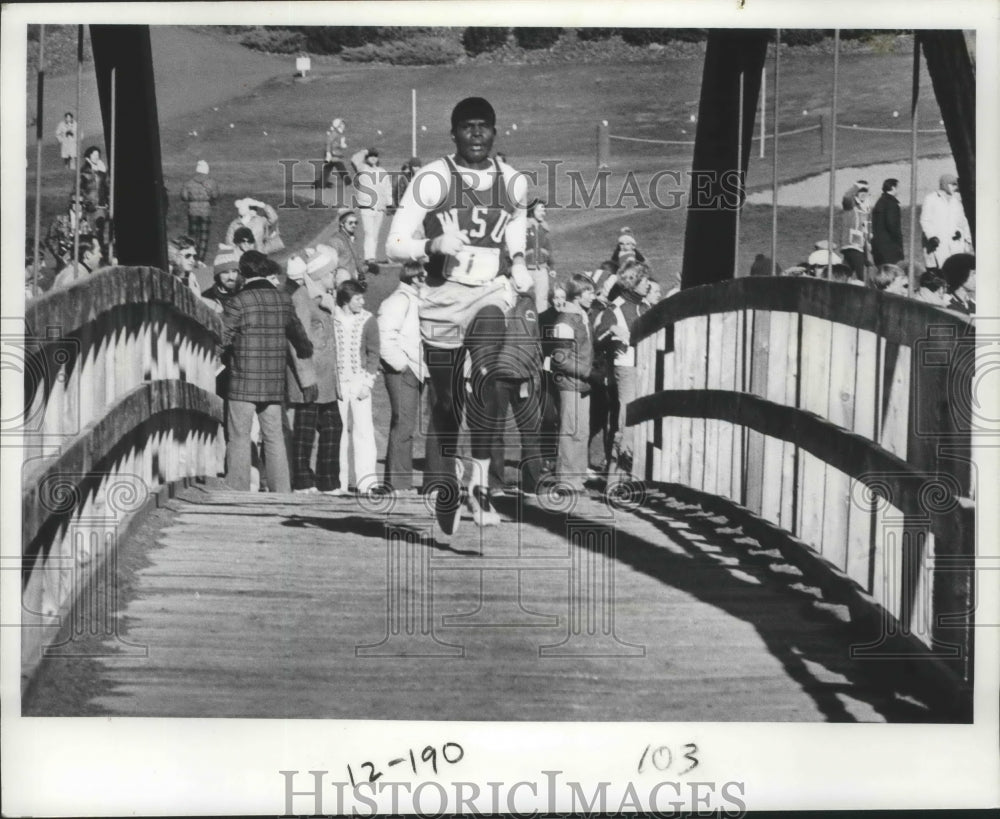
left=333, top=279, right=380, bottom=494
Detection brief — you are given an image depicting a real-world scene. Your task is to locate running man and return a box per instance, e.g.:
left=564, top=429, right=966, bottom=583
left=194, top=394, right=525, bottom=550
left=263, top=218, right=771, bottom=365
left=386, top=96, right=532, bottom=540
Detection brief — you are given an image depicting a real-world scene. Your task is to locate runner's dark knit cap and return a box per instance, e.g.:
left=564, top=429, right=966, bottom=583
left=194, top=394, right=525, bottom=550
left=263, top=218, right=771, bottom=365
left=451, top=97, right=496, bottom=130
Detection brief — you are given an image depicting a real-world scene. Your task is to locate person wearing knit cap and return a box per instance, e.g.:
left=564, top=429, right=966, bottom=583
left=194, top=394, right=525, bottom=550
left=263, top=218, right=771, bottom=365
left=920, top=172, right=973, bottom=270
left=288, top=248, right=344, bottom=495
left=202, top=244, right=243, bottom=313
left=595, top=259, right=652, bottom=478
left=386, top=94, right=530, bottom=538
left=181, top=159, right=221, bottom=264
left=233, top=226, right=256, bottom=256
left=610, top=230, right=646, bottom=267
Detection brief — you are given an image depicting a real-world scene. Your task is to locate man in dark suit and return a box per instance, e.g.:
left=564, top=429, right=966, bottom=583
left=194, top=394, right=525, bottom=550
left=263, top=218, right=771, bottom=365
left=871, top=178, right=904, bottom=267
left=221, top=250, right=314, bottom=492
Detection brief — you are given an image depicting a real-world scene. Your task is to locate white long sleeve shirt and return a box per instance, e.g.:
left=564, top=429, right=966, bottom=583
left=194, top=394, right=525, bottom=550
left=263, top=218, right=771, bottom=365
left=385, top=156, right=527, bottom=265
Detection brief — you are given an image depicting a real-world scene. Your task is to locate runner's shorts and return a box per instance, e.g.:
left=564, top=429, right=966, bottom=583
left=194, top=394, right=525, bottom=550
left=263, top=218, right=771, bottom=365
left=419, top=276, right=514, bottom=349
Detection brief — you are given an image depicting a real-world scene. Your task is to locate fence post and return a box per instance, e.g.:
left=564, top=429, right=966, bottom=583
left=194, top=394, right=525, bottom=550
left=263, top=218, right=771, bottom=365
left=597, top=120, right=610, bottom=170
left=818, top=114, right=825, bottom=154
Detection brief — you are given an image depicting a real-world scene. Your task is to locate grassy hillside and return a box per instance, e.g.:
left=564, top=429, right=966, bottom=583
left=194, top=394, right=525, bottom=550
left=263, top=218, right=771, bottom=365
left=26, top=27, right=952, bottom=289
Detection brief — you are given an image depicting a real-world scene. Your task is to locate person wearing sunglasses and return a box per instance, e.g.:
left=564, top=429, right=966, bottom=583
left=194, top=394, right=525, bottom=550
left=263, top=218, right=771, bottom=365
left=168, top=235, right=203, bottom=297
left=326, top=209, right=367, bottom=284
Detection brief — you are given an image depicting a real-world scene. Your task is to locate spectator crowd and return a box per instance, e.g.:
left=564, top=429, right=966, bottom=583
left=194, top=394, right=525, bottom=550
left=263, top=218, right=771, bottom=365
left=748, top=173, right=976, bottom=315
left=24, top=111, right=977, bottom=512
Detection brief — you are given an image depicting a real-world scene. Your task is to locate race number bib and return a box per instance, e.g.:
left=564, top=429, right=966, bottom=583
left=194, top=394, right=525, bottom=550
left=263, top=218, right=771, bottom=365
left=444, top=246, right=501, bottom=285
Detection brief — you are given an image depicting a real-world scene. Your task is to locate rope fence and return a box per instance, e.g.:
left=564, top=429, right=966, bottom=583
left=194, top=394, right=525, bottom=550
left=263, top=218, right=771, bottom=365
left=597, top=116, right=948, bottom=167
left=835, top=123, right=947, bottom=134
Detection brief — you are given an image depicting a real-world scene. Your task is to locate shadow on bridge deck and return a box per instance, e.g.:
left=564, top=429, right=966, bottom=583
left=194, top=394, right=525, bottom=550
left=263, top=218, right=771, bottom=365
left=24, top=481, right=939, bottom=722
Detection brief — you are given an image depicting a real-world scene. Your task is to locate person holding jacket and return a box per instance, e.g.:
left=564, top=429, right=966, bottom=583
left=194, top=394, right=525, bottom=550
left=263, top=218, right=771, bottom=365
left=225, top=198, right=282, bottom=254
left=377, top=262, right=428, bottom=494
left=550, top=273, right=597, bottom=492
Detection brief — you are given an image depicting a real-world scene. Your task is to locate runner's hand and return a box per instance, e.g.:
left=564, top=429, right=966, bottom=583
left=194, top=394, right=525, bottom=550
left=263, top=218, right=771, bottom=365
left=510, top=258, right=533, bottom=293
left=430, top=231, right=467, bottom=257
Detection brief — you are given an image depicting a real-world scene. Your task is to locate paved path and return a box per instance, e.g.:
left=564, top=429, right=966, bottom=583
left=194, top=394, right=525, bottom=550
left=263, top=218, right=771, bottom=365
left=27, top=484, right=936, bottom=721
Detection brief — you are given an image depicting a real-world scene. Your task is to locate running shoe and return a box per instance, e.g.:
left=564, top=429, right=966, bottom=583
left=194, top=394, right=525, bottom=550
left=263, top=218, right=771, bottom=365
left=433, top=488, right=464, bottom=540
left=468, top=485, right=501, bottom=527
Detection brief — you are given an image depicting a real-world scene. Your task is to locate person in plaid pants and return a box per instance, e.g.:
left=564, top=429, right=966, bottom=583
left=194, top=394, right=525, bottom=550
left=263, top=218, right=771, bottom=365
left=181, top=160, right=220, bottom=263
left=287, top=248, right=345, bottom=494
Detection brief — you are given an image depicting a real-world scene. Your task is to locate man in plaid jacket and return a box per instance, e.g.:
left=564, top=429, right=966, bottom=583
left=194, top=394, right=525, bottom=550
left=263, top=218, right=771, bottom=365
left=222, top=251, right=315, bottom=492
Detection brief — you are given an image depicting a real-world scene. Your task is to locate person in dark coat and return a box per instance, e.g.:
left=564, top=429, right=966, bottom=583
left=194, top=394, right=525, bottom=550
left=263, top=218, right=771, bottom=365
left=221, top=250, right=314, bottom=493
left=871, top=178, right=904, bottom=268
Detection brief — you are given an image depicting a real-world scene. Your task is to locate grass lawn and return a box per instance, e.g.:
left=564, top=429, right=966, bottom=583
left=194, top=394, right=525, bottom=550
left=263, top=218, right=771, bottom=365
left=26, top=29, right=953, bottom=291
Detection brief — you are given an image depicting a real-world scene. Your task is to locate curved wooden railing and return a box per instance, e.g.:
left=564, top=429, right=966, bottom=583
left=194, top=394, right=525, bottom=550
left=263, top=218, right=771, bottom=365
left=20, top=267, right=224, bottom=691
left=629, top=277, right=975, bottom=714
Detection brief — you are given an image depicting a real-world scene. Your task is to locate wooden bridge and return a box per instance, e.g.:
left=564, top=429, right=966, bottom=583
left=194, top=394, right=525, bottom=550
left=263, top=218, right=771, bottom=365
left=19, top=267, right=975, bottom=721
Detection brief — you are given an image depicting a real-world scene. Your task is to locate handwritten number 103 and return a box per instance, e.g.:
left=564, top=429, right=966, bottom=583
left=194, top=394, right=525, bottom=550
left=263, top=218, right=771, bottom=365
left=637, top=743, right=698, bottom=776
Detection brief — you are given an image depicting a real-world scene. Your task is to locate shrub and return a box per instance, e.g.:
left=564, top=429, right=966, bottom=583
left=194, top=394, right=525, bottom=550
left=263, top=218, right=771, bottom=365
left=780, top=29, right=828, bottom=47
left=666, top=28, right=708, bottom=43
left=239, top=27, right=307, bottom=54
left=299, top=26, right=389, bottom=54
left=575, top=28, right=618, bottom=41
left=513, top=27, right=563, bottom=50
left=462, top=27, right=509, bottom=56
left=619, top=28, right=670, bottom=46
left=340, top=35, right=466, bottom=65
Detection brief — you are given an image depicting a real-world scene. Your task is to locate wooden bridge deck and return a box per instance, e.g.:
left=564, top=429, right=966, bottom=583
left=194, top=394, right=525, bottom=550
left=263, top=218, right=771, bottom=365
left=26, top=482, right=937, bottom=722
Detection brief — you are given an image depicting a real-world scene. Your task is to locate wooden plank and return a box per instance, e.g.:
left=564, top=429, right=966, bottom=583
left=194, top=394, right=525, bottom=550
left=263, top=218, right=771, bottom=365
left=880, top=343, right=911, bottom=460
left=797, top=316, right=832, bottom=552
left=745, top=309, right=770, bottom=514
left=822, top=323, right=859, bottom=571
left=677, top=320, right=694, bottom=488
left=760, top=311, right=790, bottom=526
left=729, top=310, right=746, bottom=504
left=633, top=336, right=652, bottom=482
left=688, top=316, right=708, bottom=492
left=704, top=315, right=724, bottom=496
left=716, top=311, right=738, bottom=503
left=846, top=329, right=879, bottom=588
left=780, top=312, right=800, bottom=532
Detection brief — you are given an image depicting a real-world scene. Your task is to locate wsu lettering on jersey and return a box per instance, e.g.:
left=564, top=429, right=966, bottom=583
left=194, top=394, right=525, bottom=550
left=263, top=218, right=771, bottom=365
left=423, top=157, right=516, bottom=284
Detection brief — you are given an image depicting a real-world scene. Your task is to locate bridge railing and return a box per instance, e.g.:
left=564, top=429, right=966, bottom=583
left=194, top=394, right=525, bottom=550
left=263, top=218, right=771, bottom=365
left=629, top=277, right=976, bottom=703
left=20, top=267, right=224, bottom=690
